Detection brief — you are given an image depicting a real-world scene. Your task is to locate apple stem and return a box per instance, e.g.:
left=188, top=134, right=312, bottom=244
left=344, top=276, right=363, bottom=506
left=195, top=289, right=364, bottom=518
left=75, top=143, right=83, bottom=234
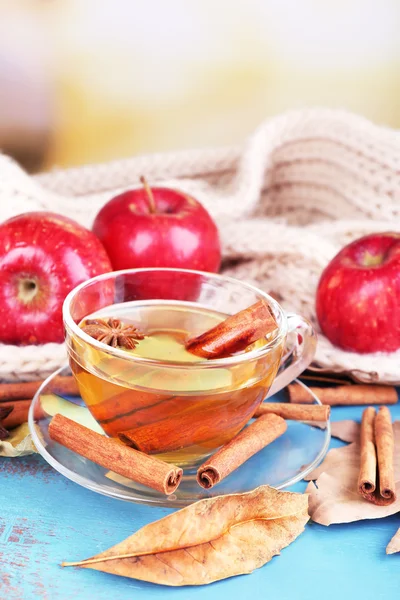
left=140, top=176, right=156, bottom=214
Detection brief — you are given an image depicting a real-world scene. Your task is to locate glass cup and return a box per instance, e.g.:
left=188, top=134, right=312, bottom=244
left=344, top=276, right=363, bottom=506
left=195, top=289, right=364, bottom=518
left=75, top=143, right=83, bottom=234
left=63, top=268, right=316, bottom=467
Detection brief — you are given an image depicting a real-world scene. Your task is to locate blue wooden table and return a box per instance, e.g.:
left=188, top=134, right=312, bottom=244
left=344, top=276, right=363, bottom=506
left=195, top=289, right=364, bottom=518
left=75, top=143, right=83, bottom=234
left=1, top=401, right=399, bottom=600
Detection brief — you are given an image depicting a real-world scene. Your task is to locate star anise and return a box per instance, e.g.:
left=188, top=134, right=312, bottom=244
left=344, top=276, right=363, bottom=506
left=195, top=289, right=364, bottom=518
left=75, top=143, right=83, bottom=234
left=80, top=318, right=145, bottom=350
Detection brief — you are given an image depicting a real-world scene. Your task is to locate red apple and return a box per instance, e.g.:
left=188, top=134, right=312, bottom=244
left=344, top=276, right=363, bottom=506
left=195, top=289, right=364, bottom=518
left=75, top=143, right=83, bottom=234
left=0, top=212, right=112, bottom=345
left=316, top=232, right=400, bottom=353
left=92, top=178, right=221, bottom=273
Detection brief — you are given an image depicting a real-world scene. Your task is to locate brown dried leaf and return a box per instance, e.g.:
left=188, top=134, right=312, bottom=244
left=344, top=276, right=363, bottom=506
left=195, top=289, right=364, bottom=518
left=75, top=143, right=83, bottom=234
left=331, top=420, right=360, bottom=443
left=386, top=528, right=400, bottom=554
left=304, top=422, right=400, bottom=525
left=64, top=485, right=309, bottom=586
left=311, top=420, right=360, bottom=443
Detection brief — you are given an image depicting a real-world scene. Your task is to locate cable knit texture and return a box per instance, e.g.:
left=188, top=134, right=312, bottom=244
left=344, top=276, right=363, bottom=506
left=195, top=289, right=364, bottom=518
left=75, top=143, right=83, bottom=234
left=1, top=108, right=400, bottom=383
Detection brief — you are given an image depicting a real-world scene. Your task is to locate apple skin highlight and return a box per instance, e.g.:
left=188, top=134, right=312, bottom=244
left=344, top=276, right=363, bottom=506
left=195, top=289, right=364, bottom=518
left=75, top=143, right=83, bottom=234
left=316, top=232, right=400, bottom=354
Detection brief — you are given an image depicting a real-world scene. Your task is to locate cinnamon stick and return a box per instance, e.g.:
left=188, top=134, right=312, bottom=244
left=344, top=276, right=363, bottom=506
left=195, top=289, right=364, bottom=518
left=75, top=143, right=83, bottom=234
left=196, top=413, right=287, bottom=489
left=254, top=402, right=330, bottom=422
left=288, top=384, right=398, bottom=406
left=358, top=406, right=396, bottom=505
left=185, top=299, right=278, bottom=359
left=49, top=414, right=182, bottom=495
left=375, top=407, right=396, bottom=504
left=299, top=374, right=352, bottom=385
left=1, top=400, right=31, bottom=430
left=53, top=376, right=80, bottom=396
left=0, top=399, right=45, bottom=432
left=118, top=396, right=255, bottom=454
left=0, top=376, right=79, bottom=402
left=358, top=407, right=377, bottom=500
left=91, top=390, right=180, bottom=433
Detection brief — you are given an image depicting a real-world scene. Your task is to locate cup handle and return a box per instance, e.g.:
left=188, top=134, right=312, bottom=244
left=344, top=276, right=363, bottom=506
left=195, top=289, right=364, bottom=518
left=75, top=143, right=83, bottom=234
left=266, top=313, right=317, bottom=398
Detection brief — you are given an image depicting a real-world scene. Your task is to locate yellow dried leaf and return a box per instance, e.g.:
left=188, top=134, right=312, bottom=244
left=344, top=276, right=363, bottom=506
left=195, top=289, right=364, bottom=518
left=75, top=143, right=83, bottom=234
left=0, top=423, right=37, bottom=457
left=64, top=485, right=309, bottom=586
left=305, top=422, right=400, bottom=526
left=386, top=527, right=400, bottom=555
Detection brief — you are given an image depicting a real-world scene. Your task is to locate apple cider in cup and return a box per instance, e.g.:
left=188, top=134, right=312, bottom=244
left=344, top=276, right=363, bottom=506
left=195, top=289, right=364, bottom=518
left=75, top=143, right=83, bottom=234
left=68, top=301, right=283, bottom=467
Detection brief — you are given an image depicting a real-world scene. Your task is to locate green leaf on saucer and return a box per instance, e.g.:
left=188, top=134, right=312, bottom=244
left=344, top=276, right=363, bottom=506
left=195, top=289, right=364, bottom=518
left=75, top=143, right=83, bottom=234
left=40, top=393, right=104, bottom=434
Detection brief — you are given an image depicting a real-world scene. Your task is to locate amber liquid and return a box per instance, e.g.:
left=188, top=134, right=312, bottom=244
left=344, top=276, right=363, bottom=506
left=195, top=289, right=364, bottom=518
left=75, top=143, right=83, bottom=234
left=70, top=302, right=282, bottom=466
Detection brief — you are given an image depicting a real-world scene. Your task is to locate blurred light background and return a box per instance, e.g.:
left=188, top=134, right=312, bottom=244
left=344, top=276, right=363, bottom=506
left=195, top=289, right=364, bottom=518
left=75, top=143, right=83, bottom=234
left=1, top=0, right=399, bottom=172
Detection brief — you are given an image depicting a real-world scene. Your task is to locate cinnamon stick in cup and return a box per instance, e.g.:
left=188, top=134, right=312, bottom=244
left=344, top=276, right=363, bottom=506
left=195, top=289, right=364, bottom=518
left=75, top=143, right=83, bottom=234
left=118, top=396, right=253, bottom=454
left=196, top=413, right=287, bottom=489
left=254, top=402, right=330, bottom=422
left=358, top=406, right=396, bottom=505
left=288, top=384, right=398, bottom=406
left=49, top=414, right=182, bottom=495
left=186, top=300, right=278, bottom=359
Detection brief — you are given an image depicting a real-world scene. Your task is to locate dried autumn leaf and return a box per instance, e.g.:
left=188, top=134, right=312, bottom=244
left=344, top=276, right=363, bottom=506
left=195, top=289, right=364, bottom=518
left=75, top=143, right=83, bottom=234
left=64, top=485, right=309, bottom=586
left=386, top=527, right=400, bottom=555
left=330, top=420, right=360, bottom=443
left=304, top=421, right=400, bottom=525
left=0, top=423, right=37, bottom=457
left=311, top=420, right=360, bottom=443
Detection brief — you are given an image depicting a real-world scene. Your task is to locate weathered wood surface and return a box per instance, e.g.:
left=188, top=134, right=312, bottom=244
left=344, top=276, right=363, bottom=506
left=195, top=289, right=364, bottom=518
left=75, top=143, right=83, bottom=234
left=1, top=401, right=399, bottom=599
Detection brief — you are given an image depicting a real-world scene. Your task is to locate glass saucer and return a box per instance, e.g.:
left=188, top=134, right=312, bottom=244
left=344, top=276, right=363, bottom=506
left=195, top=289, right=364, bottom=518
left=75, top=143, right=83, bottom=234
left=28, top=365, right=330, bottom=508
